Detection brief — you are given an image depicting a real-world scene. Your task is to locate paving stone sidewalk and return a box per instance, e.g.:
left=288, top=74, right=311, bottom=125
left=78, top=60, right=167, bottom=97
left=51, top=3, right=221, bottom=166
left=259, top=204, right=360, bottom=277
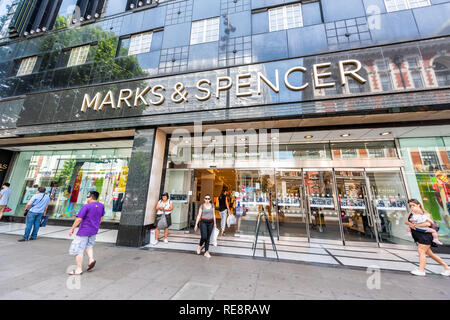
left=0, top=234, right=449, bottom=300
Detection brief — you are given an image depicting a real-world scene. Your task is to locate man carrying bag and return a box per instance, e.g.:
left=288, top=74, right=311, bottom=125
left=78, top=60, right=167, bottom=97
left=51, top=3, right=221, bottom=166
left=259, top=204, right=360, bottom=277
left=19, top=187, right=50, bottom=242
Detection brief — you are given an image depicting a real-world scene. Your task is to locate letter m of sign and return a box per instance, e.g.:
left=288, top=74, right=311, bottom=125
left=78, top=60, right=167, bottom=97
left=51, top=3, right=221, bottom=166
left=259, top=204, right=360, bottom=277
left=81, top=93, right=102, bottom=112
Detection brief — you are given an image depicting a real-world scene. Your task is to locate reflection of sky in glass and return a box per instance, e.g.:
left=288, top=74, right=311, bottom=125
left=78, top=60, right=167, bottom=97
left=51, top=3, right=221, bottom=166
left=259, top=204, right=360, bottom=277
left=0, top=0, right=13, bottom=18
left=0, top=0, right=14, bottom=32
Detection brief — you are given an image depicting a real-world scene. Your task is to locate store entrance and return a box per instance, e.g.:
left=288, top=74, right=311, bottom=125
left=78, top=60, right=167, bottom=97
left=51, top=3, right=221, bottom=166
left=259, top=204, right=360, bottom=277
left=191, top=169, right=276, bottom=237
left=164, top=167, right=411, bottom=246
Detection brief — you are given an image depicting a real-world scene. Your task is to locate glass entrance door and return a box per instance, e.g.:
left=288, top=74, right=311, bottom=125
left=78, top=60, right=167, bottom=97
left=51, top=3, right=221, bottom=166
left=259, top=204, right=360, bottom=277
left=303, top=170, right=342, bottom=242
left=365, top=170, right=411, bottom=244
left=275, top=170, right=308, bottom=238
left=235, top=169, right=276, bottom=236
left=335, top=170, right=379, bottom=243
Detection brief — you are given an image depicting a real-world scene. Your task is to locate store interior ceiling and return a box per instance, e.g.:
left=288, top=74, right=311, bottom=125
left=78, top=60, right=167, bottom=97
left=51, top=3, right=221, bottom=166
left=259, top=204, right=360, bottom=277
left=2, top=139, right=133, bottom=152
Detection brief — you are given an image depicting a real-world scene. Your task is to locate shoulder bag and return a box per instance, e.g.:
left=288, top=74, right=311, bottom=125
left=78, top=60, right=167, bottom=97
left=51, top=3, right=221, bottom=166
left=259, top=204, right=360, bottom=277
left=24, top=194, right=46, bottom=217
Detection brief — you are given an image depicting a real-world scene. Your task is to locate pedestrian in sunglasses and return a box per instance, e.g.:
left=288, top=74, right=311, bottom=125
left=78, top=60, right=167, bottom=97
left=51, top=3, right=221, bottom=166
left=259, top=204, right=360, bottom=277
left=194, top=194, right=216, bottom=258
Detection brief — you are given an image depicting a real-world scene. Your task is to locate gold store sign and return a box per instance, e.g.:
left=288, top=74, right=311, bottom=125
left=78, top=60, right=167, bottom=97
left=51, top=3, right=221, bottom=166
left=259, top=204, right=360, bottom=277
left=81, top=59, right=367, bottom=112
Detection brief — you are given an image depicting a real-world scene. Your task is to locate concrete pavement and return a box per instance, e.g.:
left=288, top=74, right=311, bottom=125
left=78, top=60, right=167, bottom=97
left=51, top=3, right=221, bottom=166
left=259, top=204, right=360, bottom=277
left=0, top=234, right=449, bottom=300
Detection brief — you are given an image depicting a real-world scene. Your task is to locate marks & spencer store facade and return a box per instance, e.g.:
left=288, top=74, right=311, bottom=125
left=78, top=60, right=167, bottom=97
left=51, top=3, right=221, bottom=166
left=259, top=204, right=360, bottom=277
left=0, top=0, right=449, bottom=248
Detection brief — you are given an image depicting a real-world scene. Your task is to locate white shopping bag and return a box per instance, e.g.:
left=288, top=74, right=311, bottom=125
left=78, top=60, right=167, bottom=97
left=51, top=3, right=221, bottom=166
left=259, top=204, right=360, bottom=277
left=227, top=214, right=237, bottom=228
left=150, top=228, right=156, bottom=244
left=210, top=227, right=219, bottom=247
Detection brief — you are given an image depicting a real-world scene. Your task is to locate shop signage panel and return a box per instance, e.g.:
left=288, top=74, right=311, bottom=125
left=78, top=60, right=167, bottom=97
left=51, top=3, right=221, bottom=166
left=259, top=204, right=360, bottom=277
left=0, top=150, right=13, bottom=186
left=15, top=37, right=450, bottom=127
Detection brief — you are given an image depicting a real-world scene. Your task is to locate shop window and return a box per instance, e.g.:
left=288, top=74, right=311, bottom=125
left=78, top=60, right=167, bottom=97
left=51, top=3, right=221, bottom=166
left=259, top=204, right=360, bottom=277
left=16, top=56, right=38, bottom=76
left=67, top=45, right=91, bottom=67
left=384, top=0, right=430, bottom=12
left=268, top=3, right=303, bottom=32
left=7, top=148, right=132, bottom=222
left=190, top=17, right=220, bottom=45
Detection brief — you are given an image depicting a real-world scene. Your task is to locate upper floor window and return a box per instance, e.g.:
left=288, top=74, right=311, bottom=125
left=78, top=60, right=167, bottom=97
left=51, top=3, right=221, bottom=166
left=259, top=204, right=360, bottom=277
left=384, top=0, right=430, bottom=12
left=67, top=45, right=90, bottom=67
left=190, top=17, right=220, bottom=45
left=129, top=32, right=153, bottom=55
left=268, top=3, right=303, bottom=32
left=17, top=56, right=38, bottom=76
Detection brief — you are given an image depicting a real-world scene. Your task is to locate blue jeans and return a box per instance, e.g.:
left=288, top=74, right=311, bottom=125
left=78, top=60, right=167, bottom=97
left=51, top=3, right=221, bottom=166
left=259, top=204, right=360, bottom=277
left=23, top=212, right=43, bottom=240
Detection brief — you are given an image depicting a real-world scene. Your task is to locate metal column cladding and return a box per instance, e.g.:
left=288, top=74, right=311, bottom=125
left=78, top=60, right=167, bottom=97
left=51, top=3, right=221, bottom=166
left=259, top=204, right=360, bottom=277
left=8, top=0, right=37, bottom=38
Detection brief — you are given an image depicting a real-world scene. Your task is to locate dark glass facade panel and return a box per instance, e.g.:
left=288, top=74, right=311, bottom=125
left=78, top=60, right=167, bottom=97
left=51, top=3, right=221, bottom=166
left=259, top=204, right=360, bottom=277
left=103, top=0, right=127, bottom=17
left=220, top=11, right=252, bottom=40
left=165, top=0, right=193, bottom=25
left=251, top=11, right=269, bottom=35
left=141, top=6, right=167, bottom=31
left=302, top=2, right=323, bottom=26
left=159, top=46, right=189, bottom=74
left=54, top=0, right=77, bottom=29
left=370, top=10, right=420, bottom=44
left=413, top=2, right=450, bottom=38
left=0, top=98, right=23, bottom=129
left=162, top=22, right=192, bottom=49
left=221, top=0, right=251, bottom=15
left=252, top=30, right=288, bottom=62
left=188, top=42, right=219, bottom=70
left=287, top=24, right=328, bottom=57
left=192, top=0, right=220, bottom=21
left=322, top=0, right=366, bottom=22
left=119, top=10, right=145, bottom=36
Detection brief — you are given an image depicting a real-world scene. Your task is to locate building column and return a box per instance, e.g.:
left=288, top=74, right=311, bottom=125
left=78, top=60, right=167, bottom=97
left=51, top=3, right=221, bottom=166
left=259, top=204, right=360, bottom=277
left=116, top=128, right=167, bottom=247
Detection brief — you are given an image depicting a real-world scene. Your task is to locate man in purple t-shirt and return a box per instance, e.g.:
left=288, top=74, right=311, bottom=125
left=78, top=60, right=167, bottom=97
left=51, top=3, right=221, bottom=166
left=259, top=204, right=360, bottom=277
left=68, top=191, right=105, bottom=275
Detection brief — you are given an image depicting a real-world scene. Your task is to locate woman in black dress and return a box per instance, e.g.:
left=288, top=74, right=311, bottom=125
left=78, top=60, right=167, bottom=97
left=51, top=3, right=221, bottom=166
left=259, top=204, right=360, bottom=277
left=406, top=199, right=450, bottom=277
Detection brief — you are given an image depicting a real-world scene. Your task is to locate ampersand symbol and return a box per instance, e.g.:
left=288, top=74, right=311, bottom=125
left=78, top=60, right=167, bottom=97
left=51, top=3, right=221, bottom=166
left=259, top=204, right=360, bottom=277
left=171, top=82, right=188, bottom=103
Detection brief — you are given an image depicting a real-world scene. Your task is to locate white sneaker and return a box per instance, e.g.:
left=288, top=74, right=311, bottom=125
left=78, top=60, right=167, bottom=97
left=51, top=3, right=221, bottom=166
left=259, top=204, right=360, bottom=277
left=151, top=240, right=159, bottom=246
left=432, top=238, right=443, bottom=245
left=411, top=269, right=426, bottom=276
left=164, top=238, right=168, bottom=243
left=441, top=269, right=450, bottom=277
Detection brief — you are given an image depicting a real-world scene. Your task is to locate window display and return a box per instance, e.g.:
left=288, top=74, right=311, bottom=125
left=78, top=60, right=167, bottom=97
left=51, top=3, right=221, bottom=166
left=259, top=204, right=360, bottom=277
left=7, top=148, right=131, bottom=222
left=400, top=137, right=450, bottom=244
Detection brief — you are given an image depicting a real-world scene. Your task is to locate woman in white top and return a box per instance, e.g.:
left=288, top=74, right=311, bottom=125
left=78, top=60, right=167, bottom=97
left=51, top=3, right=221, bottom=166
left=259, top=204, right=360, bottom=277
left=154, top=192, right=173, bottom=245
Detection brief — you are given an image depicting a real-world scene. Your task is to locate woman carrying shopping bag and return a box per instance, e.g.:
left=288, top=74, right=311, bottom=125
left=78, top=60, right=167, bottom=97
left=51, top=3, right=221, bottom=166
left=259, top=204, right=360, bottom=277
left=218, top=189, right=231, bottom=236
left=194, top=194, right=216, bottom=258
left=153, top=193, right=173, bottom=245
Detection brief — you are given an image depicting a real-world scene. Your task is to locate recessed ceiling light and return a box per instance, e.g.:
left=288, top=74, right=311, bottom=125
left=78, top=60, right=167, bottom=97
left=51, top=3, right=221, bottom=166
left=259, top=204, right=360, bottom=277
left=240, top=138, right=246, bottom=141
left=304, top=135, right=313, bottom=139
left=380, top=132, right=391, bottom=136
left=271, top=137, right=278, bottom=140
left=341, top=134, right=351, bottom=137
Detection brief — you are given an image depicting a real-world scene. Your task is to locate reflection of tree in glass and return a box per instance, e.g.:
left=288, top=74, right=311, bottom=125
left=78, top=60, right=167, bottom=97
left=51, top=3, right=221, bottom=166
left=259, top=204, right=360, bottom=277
left=56, top=158, right=76, bottom=186
left=14, top=18, right=148, bottom=94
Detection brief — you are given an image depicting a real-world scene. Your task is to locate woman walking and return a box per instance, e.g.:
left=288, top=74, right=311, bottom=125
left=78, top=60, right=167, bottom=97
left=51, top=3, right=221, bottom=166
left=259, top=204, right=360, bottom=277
left=218, top=189, right=231, bottom=236
left=194, top=194, right=216, bottom=258
left=153, top=193, right=173, bottom=245
left=406, top=199, right=450, bottom=277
